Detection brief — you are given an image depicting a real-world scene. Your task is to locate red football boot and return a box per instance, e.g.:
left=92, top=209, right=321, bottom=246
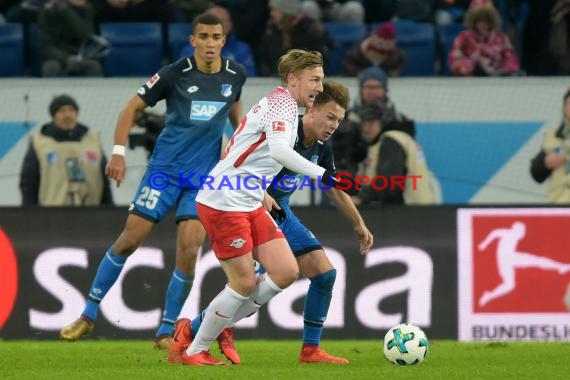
left=181, top=350, right=227, bottom=366
left=217, top=327, right=241, bottom=364
left=299, top=345, right=349, bottom=364
left=167, top=318, right=192, bottom=364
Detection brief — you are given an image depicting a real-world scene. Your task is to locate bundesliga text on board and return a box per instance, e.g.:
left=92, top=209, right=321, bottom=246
left=458, top=208, right=570, bottom=341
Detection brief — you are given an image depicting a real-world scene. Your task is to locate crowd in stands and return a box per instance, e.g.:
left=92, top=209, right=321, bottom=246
left=0, top=0, right=568, bottom=77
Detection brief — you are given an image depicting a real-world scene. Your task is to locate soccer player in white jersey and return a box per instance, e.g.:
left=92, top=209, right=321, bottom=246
left=177, top=49, right=350, bottom=365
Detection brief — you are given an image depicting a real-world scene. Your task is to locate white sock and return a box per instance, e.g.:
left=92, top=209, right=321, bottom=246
left=186, top=285, right=248, bottom=355
left=232, top=273, right=282, bottom=323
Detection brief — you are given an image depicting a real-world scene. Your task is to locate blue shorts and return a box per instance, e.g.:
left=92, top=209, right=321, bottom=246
left=278, top=201, right=322, bottom=256
left=129, top=167, right=199, bottom=223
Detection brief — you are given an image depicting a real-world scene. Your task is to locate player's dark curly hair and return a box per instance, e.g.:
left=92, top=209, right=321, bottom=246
left=193, top=13, right=224, bottom=34
left=314, top=80, right=350, bottom=112
left=277, top=49, right=323, bottom=85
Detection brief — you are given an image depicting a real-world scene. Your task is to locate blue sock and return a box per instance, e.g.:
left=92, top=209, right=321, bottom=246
left=156, top=268, right=194, bottom=338
left=303, top=269, right=336, bottom=346
left=190, top=308, right=207, bottom=339
left=82, top=248, right=127, bottom=321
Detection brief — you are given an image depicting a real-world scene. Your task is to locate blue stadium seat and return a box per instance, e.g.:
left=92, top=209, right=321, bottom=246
left=395, top=21, right=436, bottom=76
left=167, top=22, right=192, bottom=62
left=324, top=22, right=367, bottom=76
left=100, top=22, right=163, bottom=77
left=437, top=23, right=465, bottom=75
left=0, top=23, right=24, bottom=76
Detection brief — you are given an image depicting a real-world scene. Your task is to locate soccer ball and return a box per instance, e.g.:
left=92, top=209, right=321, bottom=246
left=383, top=323, right=429, bottom=365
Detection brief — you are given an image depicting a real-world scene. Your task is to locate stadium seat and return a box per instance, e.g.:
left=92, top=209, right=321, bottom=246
left=0, top=23, right=24, bottom=76
left=100, top=22, right=163, bottom=77
left=437, top=23, right=465, bottom=75
left=395, top=21, right=436, bottom=76
left=324, top=22, right=367, bottom=76
left=167, top=22, right=192, bottom=62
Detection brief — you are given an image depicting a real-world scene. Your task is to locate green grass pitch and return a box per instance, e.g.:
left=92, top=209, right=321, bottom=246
left=2, top=340, right=569, bottom=380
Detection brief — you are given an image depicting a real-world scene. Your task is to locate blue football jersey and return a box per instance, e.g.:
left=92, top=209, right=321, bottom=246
left=268, top=117, right=336, bottom=203
left=137, top=56, right=246, bottom=183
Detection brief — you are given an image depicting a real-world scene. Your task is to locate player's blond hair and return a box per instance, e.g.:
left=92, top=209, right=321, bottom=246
left=314, top=80, right=350, bottom=112
left=277, top=49, right=323, bottom=86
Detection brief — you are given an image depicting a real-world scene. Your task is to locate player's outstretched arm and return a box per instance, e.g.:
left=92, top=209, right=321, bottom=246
left=327, top=188, right=374, bottom=255
left=105, top=95, right=148, bottom=187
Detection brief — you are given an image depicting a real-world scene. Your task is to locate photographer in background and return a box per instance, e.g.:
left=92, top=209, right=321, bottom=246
left=19, top=94, right=113, bottom=206
left=129, top=109, right=164, bottom=158
left=530, top=87, right=570, bottom=203
left=38, top=0, right=104, bottom=77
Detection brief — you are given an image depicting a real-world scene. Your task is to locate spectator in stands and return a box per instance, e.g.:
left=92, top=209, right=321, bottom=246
left=361, top=0, right=396, bottom=24
left=19, top=94, right=113, bottom=206
left=434, top=0, right=471, bottom=25
left=178, top=5, right=256, bottom=76
left=342, top=22, right=406, bottom=77
left=530, top=87, right=570, bottom=203
left=255, top=0, right=330, bottom=76
left=91, top=0, right=179, bottom=23
left=4, top=0, right=45, bottom=23
left=332, top=67, right=413, bottom=174
left=301, top=0, right=365, bottom=22
left=38, top=0, right=103, bottom=77
left=448, top=0, right=520, bottom=76
left=224, top=0, right=270, bottom=66
left=549, top=0, right=570, bottom=75
left=170, top=0, right=210, bottom=22
left=351, top=102, right=439, bottom=205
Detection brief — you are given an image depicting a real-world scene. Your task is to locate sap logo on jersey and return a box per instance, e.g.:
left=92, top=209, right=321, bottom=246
left=190, top=101, right=226, bottom=121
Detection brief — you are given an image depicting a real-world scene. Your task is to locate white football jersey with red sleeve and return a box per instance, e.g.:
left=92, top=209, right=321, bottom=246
left=196, top=87, right=299, bottom=211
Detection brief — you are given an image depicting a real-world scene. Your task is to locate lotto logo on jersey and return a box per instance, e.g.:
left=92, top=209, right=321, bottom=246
left=146, top=73, right=160, bottom=88
left=190, top=101, right=226, bottom=121
left=272, top=121, right=286, bottom=133
left=457, top=208, right=570, bottom=341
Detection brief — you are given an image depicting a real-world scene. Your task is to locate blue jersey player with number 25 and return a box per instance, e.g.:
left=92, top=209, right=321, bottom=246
left=60, top=12, right=247, bottom=349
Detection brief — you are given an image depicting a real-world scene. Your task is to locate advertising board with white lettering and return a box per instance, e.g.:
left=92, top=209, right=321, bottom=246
left=0, top=206, right=456, bottom=340
left=458, top=208, right=570, bottom=341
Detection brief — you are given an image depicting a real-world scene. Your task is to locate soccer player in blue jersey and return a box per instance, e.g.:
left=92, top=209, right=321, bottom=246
left=169, top=80, right=374, bottom=364
left=59, top=12, right=247, bottom=349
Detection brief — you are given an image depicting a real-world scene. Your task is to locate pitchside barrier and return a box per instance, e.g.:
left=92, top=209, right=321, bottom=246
left=1, top=77, right=569, bottom=206
left=1, top=206, right=569, bottom=342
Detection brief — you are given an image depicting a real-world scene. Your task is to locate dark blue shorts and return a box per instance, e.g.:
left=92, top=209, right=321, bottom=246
left=278, top=201, right=322, bottom=256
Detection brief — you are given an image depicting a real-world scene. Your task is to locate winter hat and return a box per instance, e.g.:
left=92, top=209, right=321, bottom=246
left=359, top=67, right=389, bottom=90
left=465, top=0, right=501, bottom=31
left=269, top=0, right=301, bottom=15
left=374, top=22, right=396, bottom=40
left=49, top=94, right=79, bottom=116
